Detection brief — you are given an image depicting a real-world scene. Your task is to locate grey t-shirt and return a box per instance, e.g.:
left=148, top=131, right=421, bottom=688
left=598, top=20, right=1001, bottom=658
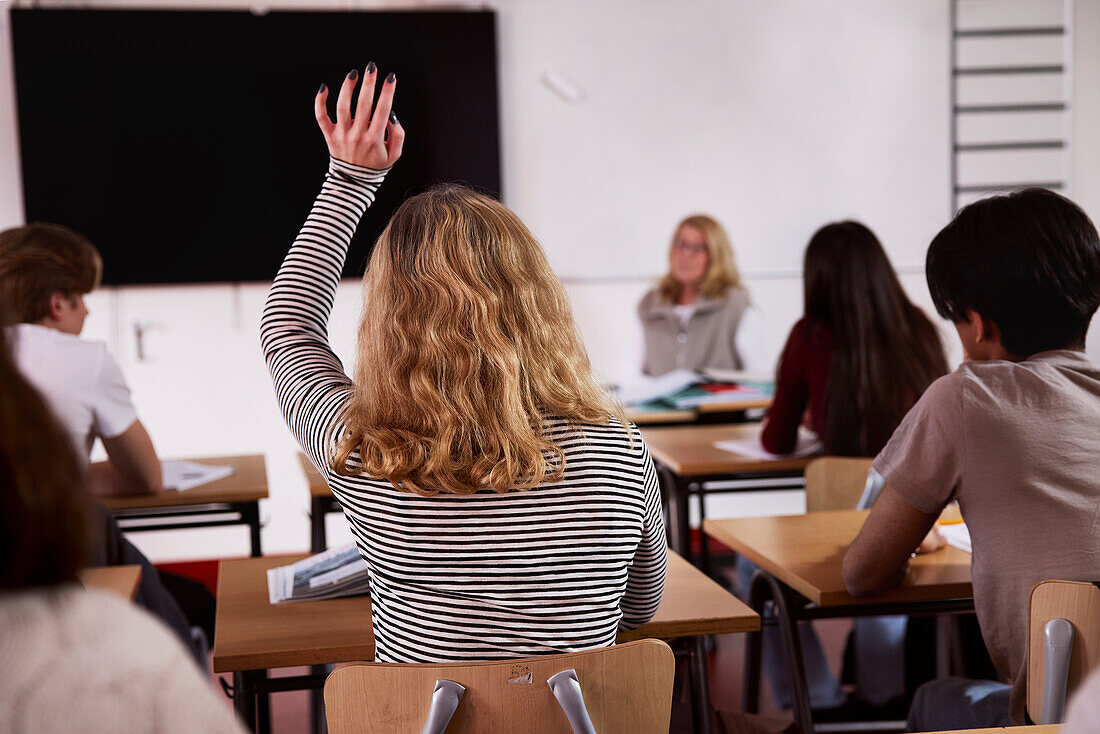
left=873, top=350, right=1100, bottom=723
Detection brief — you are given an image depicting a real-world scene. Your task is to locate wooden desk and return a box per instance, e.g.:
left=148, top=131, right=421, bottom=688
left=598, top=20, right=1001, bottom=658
left=80, top=564, right=142, bottom=600
left=298, top=453, right=342, bottom=553
left=214, top=550, right=758, bottom=734
left=99, top=454, right=268, bottom=557
left=625, top=396, right=772, bottom=426
left=641, top=423, right=813, bottom=566
left=696, top=396, right=773, bottom=414
left=624, top=404, right=698, bottom=425
left=928, top=727, right=1060, bottom=734
left=704, top=510, right=974, bottom=734
left=705, top=510, right=973, bottom=607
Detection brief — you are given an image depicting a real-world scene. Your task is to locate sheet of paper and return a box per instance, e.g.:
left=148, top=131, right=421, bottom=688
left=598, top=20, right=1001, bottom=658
left=714, top=429, right=823, bottom=460
left=162, top=460, right=235, bottom=492
left=614, top=369, right=700, bottom=405
left=938, top=522, right=972, bottom=553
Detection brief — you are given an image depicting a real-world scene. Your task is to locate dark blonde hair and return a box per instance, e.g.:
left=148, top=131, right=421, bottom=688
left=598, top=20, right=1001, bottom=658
left=0, top=320, right=89, bottom=589
left=657, top=214, right=744, bottom=303
left=333, top=185, right=624, bottom=496
left=0, top=223, right=102, bottom=325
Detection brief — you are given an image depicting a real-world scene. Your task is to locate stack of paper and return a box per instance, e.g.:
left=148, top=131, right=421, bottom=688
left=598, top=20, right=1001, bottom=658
left=267, top=543, right=371, bottom=604
left=613, top=368, right=775, bottom=409
left=614, top=369, right=700, bottom=405
left=665, top=382, right=774, bottom=409
left=162, top=460, right=235, bottom=491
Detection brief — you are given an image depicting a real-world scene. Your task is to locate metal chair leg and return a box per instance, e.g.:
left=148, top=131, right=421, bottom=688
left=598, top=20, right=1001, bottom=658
left=746, top=571, right=814, bottom=734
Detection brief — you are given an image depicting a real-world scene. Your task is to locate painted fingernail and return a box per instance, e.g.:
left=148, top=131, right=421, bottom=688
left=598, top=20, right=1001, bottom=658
left=386, top=72, right=396, bottom=83
left=366, top=61, right=376, bottom=74
left=318, top=83, right=326, bottom=94
left=347, top=68, right=358, bottom=80
left=389, top=111, right=398, bottom=125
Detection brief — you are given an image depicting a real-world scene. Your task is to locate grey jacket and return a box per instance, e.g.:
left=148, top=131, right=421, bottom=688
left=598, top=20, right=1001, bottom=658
left=638, top=287, right=751, bottom=376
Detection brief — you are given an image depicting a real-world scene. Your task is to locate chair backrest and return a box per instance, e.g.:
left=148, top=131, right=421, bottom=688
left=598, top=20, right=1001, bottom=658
left=804, top=457, right=873, bottom=513
left=324, top=639, right=675, bottom=734
left=1027, top=579, right=1100, bottom=723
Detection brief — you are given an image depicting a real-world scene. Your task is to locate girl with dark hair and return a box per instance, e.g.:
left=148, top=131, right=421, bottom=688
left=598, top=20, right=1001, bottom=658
left=762, top=221, right=947, bottom=456
left=749, top=222, right=949, bottom=715
left=0, top=324, right=244, bottom=733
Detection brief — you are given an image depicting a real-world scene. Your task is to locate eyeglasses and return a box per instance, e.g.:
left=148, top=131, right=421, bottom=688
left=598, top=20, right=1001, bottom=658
left=672, top=239, right=708, bottom=255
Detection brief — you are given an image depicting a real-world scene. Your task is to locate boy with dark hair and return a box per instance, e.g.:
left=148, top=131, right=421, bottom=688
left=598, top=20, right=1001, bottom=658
left=842, top=188, right=1100, bottom=729
left=0, top=223, right=162, bottom=494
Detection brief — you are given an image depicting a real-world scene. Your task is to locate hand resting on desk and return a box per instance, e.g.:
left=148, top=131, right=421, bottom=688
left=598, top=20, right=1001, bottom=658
left=842, top=485, right=942, bottom=597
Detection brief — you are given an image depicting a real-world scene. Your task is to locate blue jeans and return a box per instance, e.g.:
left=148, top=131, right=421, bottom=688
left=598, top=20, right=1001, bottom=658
left=737, top=556, right=908, bottom=709
left=738, top=556, right=846, bottom=710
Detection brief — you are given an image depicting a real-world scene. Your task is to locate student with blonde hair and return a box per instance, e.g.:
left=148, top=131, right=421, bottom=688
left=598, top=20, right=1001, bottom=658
left=638, top=213, right=766, bottom=375
left=261, top=65, right=666, bottom=662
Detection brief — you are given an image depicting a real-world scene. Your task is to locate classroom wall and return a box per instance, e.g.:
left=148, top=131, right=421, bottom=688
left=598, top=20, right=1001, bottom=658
left=1, top=0, right=1099, bottom=559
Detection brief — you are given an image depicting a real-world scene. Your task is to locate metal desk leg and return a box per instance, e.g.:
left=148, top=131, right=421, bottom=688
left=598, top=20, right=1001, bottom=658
left=694, top=483, right=712, bottom=575
left=310, top=497, right=328, bottom=553
left=746, top=571, right=814, bottom=734
left=233, top=670, right=257, bottom=731
left=742, top=595, right=763, bottom=714
left=689, top=635, right=714, bottom=734
left=658, top=464, right=693, bottom=563
left=256, top=669, right=271, bottom=734
left=238, top=501, right=263, bottom=557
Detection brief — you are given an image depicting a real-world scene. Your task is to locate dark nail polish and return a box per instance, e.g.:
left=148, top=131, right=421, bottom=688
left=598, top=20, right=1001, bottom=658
left=347, top=68, right=358, bottom=80
left=386, top=72, right=396, bottom=83
left=366, top=61, right=376, bottom=74
left=389, top=111, right=398, bottom=125
left=318, top=83, right=326, bottom=94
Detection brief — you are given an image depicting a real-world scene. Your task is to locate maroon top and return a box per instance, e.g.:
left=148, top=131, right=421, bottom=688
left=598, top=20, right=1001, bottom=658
left=761, top=318, right=834, bottom=455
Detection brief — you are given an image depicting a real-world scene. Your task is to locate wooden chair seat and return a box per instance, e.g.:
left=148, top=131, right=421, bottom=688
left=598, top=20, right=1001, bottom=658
left=324, top=639, right=675, bottom=734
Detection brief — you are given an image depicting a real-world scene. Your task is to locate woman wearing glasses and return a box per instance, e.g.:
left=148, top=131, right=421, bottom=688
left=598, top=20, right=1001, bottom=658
left=637, top=215, right=765, bottom=376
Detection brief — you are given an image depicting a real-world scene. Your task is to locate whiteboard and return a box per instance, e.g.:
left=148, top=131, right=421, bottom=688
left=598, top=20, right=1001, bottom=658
left=496, top=0, right=952, bottom=280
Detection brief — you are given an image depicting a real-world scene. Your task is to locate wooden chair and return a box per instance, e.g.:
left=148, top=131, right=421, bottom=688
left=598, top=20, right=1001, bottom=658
left=803, top=456, right=873, bottom=512
left=1027, top=579, right=1100, bottom=724
left=324, top=639, right=675, bottom=733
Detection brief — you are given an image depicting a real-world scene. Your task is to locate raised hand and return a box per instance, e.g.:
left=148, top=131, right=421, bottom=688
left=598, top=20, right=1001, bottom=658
left=315, top=63, right=404, bottom=170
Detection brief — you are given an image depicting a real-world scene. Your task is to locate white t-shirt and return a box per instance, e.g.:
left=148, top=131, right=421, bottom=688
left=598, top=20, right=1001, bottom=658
left=5, top=323, right=137, bottom=458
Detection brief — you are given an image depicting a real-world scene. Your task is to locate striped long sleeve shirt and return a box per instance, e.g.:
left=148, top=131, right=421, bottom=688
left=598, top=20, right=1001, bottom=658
left=260, top=158, right=667, bottom=663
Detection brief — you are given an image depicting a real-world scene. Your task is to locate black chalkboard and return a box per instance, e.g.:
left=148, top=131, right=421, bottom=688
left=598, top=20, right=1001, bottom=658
left=11, top=8, right=501, bottom=285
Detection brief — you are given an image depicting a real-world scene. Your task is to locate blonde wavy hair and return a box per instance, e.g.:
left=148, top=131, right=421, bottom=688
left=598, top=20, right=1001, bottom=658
left=333, top=185, right=625, bottom=496
left=657, top=214, right=744, bottom=303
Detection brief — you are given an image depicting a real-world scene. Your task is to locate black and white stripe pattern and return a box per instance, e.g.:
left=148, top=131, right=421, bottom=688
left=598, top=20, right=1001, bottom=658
left=261, top=158, right=667, bottom=663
